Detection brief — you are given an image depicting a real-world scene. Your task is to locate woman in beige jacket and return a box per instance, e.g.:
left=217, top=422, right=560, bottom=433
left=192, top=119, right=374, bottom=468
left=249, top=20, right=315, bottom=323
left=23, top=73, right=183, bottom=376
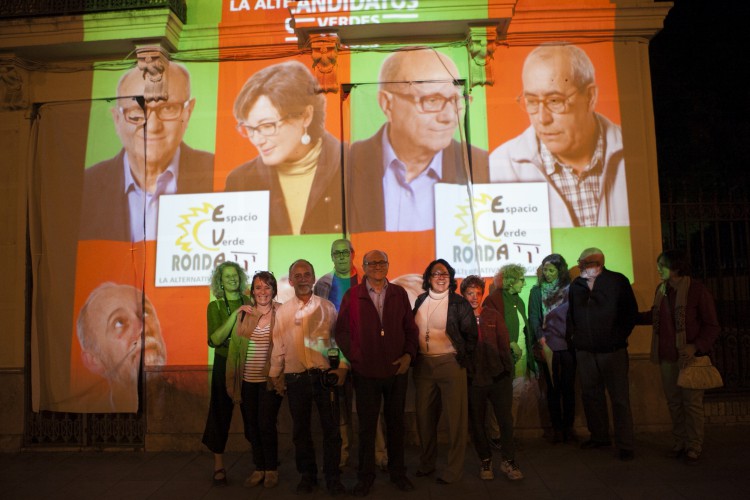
left=226, top=271, right=283, bottom=488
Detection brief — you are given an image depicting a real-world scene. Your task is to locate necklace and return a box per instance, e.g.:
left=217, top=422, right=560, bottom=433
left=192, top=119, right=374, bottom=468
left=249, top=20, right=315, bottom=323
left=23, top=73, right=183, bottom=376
left=424, top=294, right=448, bottom=352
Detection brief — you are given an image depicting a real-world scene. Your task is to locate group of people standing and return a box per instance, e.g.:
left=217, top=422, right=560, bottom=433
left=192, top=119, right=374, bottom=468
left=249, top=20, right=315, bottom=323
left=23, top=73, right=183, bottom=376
left=199, top=242, right=720, bottom=495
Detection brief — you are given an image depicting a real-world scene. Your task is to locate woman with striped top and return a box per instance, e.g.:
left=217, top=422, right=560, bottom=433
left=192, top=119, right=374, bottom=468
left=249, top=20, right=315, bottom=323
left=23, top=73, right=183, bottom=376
left=226, top=271, right=283, bottom=488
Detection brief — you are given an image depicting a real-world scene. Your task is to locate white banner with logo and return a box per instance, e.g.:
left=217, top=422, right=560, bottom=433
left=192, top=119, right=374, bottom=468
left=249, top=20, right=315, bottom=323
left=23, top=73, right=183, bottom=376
left=435, top=183, right=552, bottom=278
left=155, top=191, right=270, bottom=287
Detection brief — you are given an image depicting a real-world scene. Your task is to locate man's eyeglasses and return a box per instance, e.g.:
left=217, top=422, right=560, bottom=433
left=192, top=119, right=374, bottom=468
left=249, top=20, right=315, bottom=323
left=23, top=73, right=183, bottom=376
left=431, top=271, right=450, bottom=278
left=578, top=259, right=601, bottom=269
left=236, top=115, right=293, bottom=140
left=388, top=90, right=464, bottom=114
left=366, top=261, right=389, bottom=268
left=517, top=89, right=581, bottom=115
left=332, top=250, right=351, bottom=258
left=119, top=100, right=190, bottom=125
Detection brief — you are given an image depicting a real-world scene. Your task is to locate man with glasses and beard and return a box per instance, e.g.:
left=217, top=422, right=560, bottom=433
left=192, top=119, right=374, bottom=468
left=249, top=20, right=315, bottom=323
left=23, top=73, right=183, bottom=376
left=348, top=47, right=488, bottom=233
left=79, top=62, right=214, bottom=241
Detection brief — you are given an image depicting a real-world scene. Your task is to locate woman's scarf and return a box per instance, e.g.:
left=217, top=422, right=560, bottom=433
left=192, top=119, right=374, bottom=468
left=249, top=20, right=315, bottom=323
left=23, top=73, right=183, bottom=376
left=540, top=279, right=566, bottom=317
left=650, top=276, right=690, bottom=363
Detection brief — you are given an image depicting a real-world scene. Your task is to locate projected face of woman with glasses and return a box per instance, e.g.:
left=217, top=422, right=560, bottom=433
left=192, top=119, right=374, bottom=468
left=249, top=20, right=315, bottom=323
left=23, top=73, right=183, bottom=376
left=236, top=95, right=314, bottom=167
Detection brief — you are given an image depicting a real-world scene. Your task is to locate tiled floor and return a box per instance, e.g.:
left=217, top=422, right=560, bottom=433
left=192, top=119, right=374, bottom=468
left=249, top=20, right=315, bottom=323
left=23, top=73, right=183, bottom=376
left=1, top=426, right=748, bottom=499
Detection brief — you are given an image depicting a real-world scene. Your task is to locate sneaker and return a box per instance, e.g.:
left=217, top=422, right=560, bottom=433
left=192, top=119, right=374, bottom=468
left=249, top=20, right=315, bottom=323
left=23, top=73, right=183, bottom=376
left=244, top=470, right=265, bottom=487
left=684, top=449, right=700, bottom=465
left=499, top=459, right=524, bottom=480
left=479, top=459, right=494, bottom=480
left=264, top=471, right=279, bottom=488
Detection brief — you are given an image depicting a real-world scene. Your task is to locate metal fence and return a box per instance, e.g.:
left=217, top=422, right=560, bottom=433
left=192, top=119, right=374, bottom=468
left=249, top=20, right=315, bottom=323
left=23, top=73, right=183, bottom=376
left=660, top=180, right=750, bottom=393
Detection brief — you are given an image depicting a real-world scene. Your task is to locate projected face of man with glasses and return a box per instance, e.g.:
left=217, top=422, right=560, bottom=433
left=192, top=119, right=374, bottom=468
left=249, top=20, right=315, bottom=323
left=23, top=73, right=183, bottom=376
left=378, top=49, right=463, bottom=181
left=112, top=64, right=195, bottom=191
left=519, top=45, right=598, bottom=170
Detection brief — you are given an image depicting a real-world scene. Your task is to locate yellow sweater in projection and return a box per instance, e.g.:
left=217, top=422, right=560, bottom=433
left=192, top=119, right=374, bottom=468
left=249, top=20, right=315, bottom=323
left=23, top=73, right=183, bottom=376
left=275, top=139, right=323, bottom=235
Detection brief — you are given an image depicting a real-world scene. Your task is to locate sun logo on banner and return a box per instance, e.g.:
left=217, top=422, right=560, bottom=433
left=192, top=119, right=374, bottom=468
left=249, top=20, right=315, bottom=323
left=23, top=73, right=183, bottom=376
left=175, top=202, right=218, bottom=252
left=454, top=193, right=504, bottom=245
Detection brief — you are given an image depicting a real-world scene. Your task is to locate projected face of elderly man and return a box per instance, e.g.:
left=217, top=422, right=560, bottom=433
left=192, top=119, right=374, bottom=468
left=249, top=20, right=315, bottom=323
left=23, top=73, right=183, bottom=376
left=112, top=64, right=195, bottom=192
left=521, top=45, right=599, bottom=171
left=78, top=284, right=167, bottom=388
left=378, top=49, right=462, bottom=179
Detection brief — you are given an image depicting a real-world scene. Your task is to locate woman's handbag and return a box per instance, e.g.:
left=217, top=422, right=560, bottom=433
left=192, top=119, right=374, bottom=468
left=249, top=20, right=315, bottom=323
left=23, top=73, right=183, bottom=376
left=677, top=355, right=723, bottom=390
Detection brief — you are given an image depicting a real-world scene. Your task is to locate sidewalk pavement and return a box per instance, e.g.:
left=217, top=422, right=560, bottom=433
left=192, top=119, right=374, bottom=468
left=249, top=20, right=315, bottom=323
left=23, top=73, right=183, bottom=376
left=1, top=426, right=748, bottom=499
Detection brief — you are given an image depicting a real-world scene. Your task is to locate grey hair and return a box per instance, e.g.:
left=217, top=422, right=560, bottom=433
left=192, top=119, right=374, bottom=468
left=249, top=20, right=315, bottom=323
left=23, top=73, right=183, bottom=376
left=524, top=43, right=595, bottom=89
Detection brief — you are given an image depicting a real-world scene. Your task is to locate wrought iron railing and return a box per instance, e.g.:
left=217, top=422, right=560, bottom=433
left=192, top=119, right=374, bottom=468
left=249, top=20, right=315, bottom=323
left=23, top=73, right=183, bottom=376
left=0, top=0, right=187, bottom=24
left=660, top=180, right=750, bottom=392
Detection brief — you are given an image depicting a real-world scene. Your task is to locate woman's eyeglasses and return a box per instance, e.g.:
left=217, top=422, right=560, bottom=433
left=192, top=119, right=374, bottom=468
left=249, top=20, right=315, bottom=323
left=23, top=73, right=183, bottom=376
left=236, top=115, right=295, bottom=140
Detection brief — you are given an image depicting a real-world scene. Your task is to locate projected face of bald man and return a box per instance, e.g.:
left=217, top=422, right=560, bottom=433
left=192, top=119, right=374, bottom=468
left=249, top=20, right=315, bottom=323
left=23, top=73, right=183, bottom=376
left=112, top=65, right=195, bottom=189
left=379, top=50, right=462, bottom=171
left=79, top=284, right=166, bottom=387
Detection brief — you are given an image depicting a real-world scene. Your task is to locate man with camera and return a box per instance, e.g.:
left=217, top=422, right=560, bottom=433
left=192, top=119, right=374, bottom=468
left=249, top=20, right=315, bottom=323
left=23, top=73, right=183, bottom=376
left=335, top=250, right=419, bottom=496
left=269, top=259, right=348, bottom=495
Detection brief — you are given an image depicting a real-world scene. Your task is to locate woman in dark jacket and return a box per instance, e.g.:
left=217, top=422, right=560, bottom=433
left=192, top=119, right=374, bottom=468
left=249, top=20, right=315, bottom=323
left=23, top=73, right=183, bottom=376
left=638, top=250, right=720, bottom=465
left=461, top=276, right=523, bottom=481
left=412, top=259, right=477, bottom=484
left=528, top=254, right=577, bottom=444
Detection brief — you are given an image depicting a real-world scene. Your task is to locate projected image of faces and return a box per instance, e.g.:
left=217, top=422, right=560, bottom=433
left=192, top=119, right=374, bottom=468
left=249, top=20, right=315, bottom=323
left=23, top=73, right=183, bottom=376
left=224, top=60, right=342, bottom=236
left=77, top=283, right=167, bottom=409
left=489, top=43, right=629, bottom=228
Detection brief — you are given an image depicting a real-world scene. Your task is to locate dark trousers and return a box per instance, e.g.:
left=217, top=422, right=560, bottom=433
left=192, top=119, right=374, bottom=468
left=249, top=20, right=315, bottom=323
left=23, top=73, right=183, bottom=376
left=469, top=374, right=515, bottom=461
left=240, top=381, right=283, bottom=471
left=201, top=354, right=233, bottom=454
left=576, top=348, right=634, bottom=450
left=353, top=373, right=408, bottom=483
left=540, top=350, right=577, bottom=431
left=285, top=370, right=342, bottom=482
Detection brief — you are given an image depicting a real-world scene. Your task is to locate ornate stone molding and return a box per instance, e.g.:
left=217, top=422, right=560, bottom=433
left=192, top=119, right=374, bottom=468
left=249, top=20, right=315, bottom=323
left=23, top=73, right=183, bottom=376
left=0, top=59, right=26, bottom=111
left=467, top=25, right=499, bottom=88
left=308, top=33, right=340, bottom=94
left=135, top=45, right=170, bottom=102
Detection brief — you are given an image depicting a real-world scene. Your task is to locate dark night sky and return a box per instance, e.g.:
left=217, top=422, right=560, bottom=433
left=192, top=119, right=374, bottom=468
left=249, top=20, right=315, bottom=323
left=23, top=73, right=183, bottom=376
left=649, top=0, right=750, bottom=200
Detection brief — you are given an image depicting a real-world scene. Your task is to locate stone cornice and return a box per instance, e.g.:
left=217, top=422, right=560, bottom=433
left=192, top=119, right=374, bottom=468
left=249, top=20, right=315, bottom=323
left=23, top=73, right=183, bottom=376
left=0, top=9, right=183, bottom=62
left=505, top=3, right=673, bottom=43
left=0, top=1, right=671, bottom=64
